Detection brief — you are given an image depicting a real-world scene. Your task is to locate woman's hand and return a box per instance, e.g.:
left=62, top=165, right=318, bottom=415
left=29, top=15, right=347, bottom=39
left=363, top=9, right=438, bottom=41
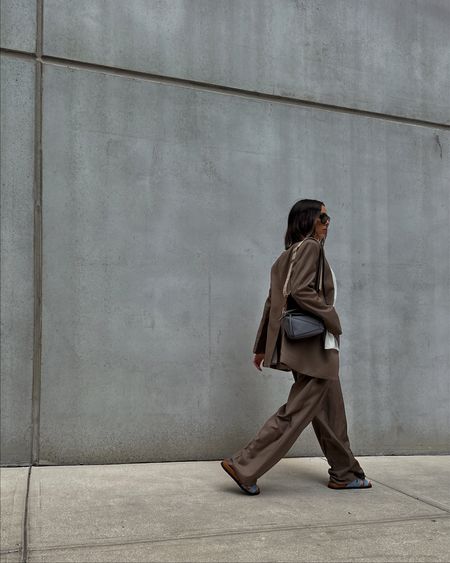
left=253, top=353, right=265, bottom=371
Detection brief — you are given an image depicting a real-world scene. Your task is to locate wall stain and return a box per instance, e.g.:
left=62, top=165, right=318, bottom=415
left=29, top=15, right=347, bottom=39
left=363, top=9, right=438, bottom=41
left=434, top=134, right=443, bottom=159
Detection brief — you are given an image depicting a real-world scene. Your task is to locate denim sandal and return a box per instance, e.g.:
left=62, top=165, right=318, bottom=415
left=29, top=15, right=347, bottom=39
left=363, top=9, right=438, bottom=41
left=328, top=478, right=372, bottom=489
left=221, top=460, right=260, bottom=495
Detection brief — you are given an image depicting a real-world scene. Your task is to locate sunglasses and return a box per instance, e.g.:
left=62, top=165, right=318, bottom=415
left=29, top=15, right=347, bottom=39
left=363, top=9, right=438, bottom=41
left=318, top=213, right=331, bottom=224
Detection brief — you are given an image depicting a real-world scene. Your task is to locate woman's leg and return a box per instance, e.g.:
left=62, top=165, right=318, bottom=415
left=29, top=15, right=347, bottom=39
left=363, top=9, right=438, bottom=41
left=311, top=377, right=366, bottom=484
left=228, top=372, right=331, bottom=486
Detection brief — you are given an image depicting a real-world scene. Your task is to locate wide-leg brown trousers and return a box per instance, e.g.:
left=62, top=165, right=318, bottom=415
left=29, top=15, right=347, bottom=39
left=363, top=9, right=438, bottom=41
left=229, top=371, right=366, bottom=486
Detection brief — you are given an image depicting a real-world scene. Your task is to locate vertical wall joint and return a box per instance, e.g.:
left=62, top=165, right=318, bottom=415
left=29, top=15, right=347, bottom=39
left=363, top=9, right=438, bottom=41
left=31, top=0, right=44, bottom=467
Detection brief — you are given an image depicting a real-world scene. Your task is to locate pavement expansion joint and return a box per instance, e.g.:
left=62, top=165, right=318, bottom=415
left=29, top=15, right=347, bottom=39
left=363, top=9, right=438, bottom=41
left=24, top=513, right=449, bottom=555
left=367, top=476, right=450, bottom=514
left=19, top=465, right=33, bottom=563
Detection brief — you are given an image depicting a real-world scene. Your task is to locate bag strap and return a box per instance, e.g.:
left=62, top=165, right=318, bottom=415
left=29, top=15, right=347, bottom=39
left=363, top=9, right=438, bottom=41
left=282, top=240, right=305, bottom=298
left=282, top=238, right=326, bottom=307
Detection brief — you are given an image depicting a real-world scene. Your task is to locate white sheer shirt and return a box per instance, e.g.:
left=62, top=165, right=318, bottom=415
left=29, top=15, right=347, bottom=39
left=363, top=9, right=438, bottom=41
left=324, top=266, right=340, bottom=351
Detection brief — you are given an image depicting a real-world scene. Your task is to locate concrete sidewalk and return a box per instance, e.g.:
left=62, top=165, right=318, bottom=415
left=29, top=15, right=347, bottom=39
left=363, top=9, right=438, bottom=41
left=1, top=455, right=449, bottom=562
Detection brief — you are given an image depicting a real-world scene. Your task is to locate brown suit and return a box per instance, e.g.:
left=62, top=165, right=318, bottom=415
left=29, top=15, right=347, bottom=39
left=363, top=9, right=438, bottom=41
left=225, top=237, right=366, bottom=487
left=253, top=238, right=341, bottom=380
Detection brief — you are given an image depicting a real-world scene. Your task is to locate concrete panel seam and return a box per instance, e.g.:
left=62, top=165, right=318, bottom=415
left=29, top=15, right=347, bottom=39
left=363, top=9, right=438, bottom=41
left=0, top=547, right=21, bottom=556
left=23, top=513, right=450, bottom=554
left=36, top=0, right=43, bottom=59
left=0, top=46, right=448, bottom=131
left=30, top=0, right=43, bottom=468
left=36, top=56, right=450, bottom=131
left=368, top=477, right=450, bottom=514
left=0, top=48, right=36, bottom=60
left=0, top=463, right=32, bottom=468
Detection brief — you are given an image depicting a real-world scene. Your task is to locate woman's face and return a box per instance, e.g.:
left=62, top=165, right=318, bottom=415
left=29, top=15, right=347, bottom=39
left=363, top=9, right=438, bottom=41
left=313, top=205, right=330, bottom=241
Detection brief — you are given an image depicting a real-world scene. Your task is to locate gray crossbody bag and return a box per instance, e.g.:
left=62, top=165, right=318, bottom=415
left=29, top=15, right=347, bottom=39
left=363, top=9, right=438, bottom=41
left=280, top=239, right=325, bottom=340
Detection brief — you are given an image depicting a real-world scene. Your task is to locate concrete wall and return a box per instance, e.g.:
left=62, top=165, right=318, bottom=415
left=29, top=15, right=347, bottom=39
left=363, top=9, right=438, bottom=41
left=43, top=0, right=450, bottom=124
left=0, top=56, right=35, bottom=464
left=1, top=1, right=449, bottom=465
left=0, top=0, right=36, bottom=52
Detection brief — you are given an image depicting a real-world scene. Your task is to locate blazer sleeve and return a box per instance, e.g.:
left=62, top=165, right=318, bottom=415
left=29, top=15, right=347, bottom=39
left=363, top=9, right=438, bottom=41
left=253, top=288, right=271, bottom=354
left=289, top=240, right=342, bottom=336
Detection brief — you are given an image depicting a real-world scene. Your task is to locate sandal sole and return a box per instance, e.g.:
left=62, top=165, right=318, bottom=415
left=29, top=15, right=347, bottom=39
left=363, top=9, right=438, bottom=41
left=328, top=479, right=372, bottom=489
left=221, top=461, right=260, bottom=495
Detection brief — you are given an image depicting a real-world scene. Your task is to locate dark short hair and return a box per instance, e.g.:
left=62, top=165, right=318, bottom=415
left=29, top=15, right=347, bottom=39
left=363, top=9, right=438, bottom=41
left=284, top=199, right=324, bottom=249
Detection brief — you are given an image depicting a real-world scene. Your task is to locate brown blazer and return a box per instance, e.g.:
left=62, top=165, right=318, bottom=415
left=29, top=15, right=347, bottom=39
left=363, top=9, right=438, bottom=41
left=253, top=238, right=342, bottom=380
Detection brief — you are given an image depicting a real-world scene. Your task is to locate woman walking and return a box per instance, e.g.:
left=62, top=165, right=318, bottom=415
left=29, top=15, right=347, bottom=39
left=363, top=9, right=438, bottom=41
left=221, top=199, right=372, bottom=495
